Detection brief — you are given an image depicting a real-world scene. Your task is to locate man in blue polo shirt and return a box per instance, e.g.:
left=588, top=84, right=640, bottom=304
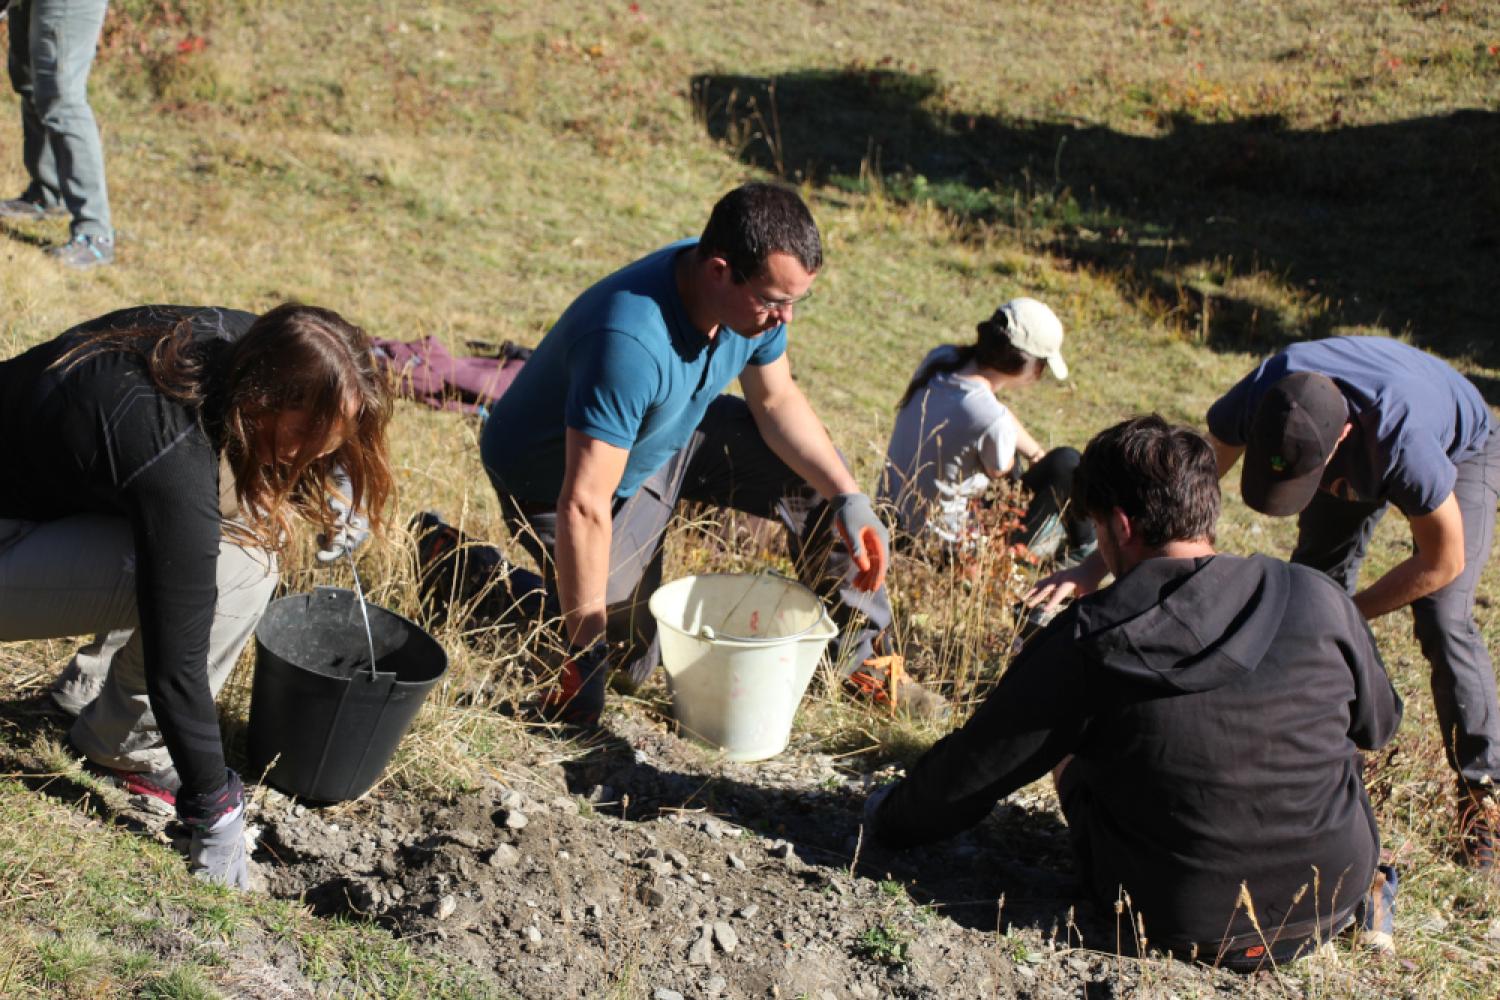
left=1034, top=335, right=1500, bottom=872
left=478, top=183, right=906, bottom=726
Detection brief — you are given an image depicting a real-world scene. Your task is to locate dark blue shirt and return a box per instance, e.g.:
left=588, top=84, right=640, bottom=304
left=1206, top=337, right=1493, bottom=516
left=481, top=241, right=787, bottom=502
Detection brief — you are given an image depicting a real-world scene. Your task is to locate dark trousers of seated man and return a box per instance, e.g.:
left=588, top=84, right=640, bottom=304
left=491, top=394, right=893, bottom=690
left=1292, top=428, right=1500, bottom=793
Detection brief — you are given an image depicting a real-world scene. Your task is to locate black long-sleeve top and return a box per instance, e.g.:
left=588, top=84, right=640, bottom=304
left=0, top=306, right=258, bottom=798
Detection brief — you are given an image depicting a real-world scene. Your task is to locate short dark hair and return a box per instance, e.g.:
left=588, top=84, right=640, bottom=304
left=697, top=182, right=823, bottom=281
left=1074, top=415, right=1220, bottom=547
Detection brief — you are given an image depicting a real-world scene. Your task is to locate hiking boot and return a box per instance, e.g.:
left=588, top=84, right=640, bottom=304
left=1459, top=787, right=1500, bottom=875
left=84, top=760, right=181, bottom=810
left=48, top=233, right=114, bottom=270
left=844, top=654, right=950, bottom=722
left=50, top=659, right=107, bottom=717
left=0, top=196, right=66, bottom=220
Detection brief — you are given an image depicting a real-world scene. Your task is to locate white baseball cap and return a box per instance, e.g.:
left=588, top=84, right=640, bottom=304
left=997, top=297, right=1068, bottom=380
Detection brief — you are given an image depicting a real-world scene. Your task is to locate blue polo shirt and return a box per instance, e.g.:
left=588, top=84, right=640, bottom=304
left=1206, top=337, right=1493, bottom=517
left=481, top=240, right=788, bottom=502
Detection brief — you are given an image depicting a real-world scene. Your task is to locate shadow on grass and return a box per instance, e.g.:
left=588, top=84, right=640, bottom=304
left=0, top=690, right=169, bottom=837
left=558, top=730, right=1110, bottom=946
left=691, top=69, right=1500, bottom=381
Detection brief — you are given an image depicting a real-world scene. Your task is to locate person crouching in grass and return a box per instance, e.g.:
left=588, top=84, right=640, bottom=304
left=865, top=415, right=1401, bottom=970
left=878, top=297, right=1094, bottom=567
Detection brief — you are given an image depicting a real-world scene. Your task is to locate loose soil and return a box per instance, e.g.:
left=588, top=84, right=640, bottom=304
left=248, top=710, right=1308, bottom=999
left=0, top=686, right=1373, bottom=998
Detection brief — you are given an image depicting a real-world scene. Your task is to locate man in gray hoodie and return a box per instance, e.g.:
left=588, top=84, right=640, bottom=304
left=866, top=415, right=1402, bottom=970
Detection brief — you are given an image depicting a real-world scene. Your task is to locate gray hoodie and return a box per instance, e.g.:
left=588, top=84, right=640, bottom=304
left=872, top=553, right=1401, bottom=958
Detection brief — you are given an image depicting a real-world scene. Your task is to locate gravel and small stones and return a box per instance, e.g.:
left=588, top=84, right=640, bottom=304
left=242, top=710, right=1331, bottom=999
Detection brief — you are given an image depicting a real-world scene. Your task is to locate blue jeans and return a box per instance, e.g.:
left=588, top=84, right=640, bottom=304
left=7, top=0, right=112, bottom=239
left=1291, top=429, right=1500, bottom=791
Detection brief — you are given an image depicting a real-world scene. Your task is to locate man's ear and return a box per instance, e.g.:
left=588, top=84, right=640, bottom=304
left=1109, top=507, right=1133, bottom=548
left=704, top=254, right=733, bottom=285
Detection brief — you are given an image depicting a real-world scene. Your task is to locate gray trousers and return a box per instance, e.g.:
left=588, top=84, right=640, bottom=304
left=0, top=514, right=277, bottom=774
left=6, top=0, right=112, bottom=239
left=1291, top=429, right=1500, bottom=790
left=491, top=394, right=893, bottom=689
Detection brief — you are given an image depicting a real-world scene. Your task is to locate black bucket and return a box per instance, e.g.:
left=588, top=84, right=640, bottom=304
left=248, top=587, right=448, bottom=803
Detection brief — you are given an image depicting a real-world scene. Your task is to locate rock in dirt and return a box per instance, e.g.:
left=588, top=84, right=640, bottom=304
left=446, top=828, right=481, bottom=850
left=652, top=989, right=684, bottom=1000
left=637, top=883, right=667, bottom=908
left=432, top=895, right=457, bottom=920
left=687, top=925, right=714, bottom=966
left=727, top=853, right=746, bottom=870
left=737, top=903, right=760, bottom=920
left=500, top=809, right=530, bottom=831
left=712, top=921, right=738, bottom=954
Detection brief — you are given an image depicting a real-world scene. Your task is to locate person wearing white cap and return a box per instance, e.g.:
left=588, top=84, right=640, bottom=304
left=879, top=297, right=1094, bottom=562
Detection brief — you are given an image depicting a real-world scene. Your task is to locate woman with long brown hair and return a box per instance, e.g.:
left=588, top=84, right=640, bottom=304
left=0, top=303, right=393, bottom=887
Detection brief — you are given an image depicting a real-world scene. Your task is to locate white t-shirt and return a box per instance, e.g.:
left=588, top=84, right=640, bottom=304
left=879, top=346, right=1018, bottom=544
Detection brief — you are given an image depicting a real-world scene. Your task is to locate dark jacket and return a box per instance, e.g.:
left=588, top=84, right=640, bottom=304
left=871, top=553, right=1401, bottom=957
left=0, top=306, right=256, bottom=798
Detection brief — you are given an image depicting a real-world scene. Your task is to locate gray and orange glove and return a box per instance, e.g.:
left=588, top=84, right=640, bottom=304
left=829, top=492, right=890, bottom=592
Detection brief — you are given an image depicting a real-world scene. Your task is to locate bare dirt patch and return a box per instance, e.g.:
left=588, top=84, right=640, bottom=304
left=250, top=710, right=1288, bottom=999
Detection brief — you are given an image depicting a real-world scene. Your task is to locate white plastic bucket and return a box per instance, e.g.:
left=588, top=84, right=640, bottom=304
left=648, top=573, right=839, bottom=762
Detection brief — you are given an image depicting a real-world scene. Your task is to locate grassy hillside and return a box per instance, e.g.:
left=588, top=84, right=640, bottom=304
left=2, top=0, right=1498, bottom=996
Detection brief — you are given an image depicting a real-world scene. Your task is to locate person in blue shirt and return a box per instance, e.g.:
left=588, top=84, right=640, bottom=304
left=1033, top=336, right=1500, bottom=872
left=474, top=183, right=904, bottom=726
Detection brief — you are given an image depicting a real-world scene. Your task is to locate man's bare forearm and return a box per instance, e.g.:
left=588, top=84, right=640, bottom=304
left=554, top=499, right=612, bottom=648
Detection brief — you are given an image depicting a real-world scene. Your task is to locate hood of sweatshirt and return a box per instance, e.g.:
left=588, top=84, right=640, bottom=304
left=1070, top=553, right=1291, bottom=694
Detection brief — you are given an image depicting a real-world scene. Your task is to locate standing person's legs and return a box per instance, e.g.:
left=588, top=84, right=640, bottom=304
left=0, top=514, right=278, bottom=776
left=6, top=0, right=62, bottom=210
left=26, top=0, right=111, bottom=239
left=1411, top=433, right=1500, bottom=791
left=1289, top=492, right=1387, bottom=593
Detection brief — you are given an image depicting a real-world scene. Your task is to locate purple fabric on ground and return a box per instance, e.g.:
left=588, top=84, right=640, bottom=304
left=372, top=337, right=526, bottom=414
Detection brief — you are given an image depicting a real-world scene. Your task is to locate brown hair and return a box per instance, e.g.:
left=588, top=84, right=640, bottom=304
left=896, top=311, right=1044, bottom=410
left=1073, top=414, right=1220, bottom=547
left=59, top=304, right=394, bottom=553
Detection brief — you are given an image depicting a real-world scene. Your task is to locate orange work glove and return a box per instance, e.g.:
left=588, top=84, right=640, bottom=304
left=829, top=492, right=890, bottom=592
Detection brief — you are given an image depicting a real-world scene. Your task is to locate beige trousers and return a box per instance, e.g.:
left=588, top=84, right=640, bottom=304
left=0, top=514, right=278, bottom=774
